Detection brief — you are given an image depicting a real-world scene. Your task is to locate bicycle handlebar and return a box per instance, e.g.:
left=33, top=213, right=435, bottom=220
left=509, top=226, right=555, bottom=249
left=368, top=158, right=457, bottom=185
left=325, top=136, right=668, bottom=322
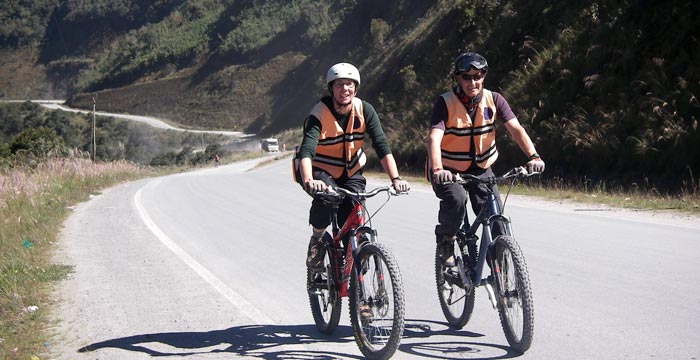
left=313, top=185, right=406, bottom=202
left=454, top=166, right=540, bottom=185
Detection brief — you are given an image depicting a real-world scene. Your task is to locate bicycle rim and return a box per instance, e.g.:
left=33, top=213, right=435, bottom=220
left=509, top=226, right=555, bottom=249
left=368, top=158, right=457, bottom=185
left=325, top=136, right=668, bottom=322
left=349, top=243, right=405, bottom=359
left=492, top=235, right=534, bottom=353
left=307, top=249, right=342, bottom=334
left=435, top=243, right=475, bottom=329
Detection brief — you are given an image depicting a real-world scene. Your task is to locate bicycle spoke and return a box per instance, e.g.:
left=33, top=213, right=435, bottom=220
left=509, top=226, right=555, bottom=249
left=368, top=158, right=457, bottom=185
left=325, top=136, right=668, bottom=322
left=350, top=243, right=404, bottom=359
left=492, top=235, right=534, bottom=353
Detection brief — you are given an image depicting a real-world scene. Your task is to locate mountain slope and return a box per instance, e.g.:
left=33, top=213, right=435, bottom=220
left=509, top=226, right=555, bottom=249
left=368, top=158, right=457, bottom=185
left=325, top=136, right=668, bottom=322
left=1, top=0, right=698, bottom=190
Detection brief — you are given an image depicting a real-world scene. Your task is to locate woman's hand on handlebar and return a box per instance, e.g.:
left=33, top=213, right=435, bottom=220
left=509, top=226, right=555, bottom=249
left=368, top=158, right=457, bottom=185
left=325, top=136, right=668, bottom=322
left=391, top=178, right=410, bottom=193
left=305, top=179, right=328, bottom=194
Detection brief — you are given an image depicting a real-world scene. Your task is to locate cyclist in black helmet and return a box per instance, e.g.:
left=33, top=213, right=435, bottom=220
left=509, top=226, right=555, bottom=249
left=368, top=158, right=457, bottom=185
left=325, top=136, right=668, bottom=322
left=427, top=52, right=545, bottom=267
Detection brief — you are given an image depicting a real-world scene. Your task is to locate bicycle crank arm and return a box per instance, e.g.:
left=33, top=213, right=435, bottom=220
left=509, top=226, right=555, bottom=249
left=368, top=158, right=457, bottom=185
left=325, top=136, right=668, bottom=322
left=484, top=282, right=497, bottom=309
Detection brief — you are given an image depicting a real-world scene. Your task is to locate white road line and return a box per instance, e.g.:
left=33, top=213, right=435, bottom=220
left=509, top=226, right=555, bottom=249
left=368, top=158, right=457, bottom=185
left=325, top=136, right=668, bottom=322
left=134, top=178, right=273, bottom=325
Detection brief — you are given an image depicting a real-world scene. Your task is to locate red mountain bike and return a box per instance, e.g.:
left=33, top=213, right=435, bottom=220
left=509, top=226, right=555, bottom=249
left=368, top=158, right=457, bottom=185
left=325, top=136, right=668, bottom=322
left=307, top=185, right=406, bottom=359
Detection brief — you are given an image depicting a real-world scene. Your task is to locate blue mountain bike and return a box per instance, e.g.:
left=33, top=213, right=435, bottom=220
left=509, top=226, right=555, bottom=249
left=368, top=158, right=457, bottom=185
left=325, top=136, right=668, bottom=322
left=435, top=166, right=537, bottom=353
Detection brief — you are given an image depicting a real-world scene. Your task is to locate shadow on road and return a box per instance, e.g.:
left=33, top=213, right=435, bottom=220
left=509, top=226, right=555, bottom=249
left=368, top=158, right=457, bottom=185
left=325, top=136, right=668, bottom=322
left=76, top=320, right=522, bottom=359
left=77, top=323, right=362, bottom=359
left=400, top=319, right=523, bottom=359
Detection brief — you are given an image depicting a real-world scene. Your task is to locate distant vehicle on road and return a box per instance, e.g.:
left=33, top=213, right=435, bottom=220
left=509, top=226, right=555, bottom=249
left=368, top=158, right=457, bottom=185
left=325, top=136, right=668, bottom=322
left=261, top=138, right=280, bottom=152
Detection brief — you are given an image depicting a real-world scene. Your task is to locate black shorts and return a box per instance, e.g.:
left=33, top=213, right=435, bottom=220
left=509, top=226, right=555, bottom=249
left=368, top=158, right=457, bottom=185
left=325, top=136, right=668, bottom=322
left=308, top=170, right=366, bottom=229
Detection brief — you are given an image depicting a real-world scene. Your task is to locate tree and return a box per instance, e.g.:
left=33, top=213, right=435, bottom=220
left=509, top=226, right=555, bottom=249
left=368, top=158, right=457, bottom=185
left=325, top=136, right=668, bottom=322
left=10, top=127, right=66, bottom=158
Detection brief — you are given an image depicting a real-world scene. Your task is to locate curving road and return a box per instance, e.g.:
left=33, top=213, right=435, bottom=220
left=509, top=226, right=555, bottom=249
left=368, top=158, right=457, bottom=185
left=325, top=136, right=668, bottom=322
left=1, top=100, right=248, bottom=137
left=51, top=157, right=700, bottom=359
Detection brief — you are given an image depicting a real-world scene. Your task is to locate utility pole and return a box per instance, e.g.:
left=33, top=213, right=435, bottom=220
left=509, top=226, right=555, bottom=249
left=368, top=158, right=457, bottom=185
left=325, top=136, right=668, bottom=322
left=92, top=96, right=96, bottom=162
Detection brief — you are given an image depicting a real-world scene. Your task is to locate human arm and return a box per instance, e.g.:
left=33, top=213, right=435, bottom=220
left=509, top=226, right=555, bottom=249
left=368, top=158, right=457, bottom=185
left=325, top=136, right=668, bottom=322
left=494, top=92, right=544, bottom=173
left=363, top=101, right=409, bottom=191
left=297, top=115, right=327, bottom=192
left=503, top=117, right=545, bottom=173
left=427, top=96, right=454, bottom=183
left=299, top=157, right=327, bottom=193
left=362, top=101, right=392, bottom=159
left=428, top=127, right=454, bottom=183
left=378, top=154, right=410, bottom=192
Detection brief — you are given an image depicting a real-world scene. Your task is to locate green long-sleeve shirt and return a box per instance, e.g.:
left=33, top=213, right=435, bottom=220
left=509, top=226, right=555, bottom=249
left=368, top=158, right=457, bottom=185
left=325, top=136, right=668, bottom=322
left=296, top=96, right=392, bottom=163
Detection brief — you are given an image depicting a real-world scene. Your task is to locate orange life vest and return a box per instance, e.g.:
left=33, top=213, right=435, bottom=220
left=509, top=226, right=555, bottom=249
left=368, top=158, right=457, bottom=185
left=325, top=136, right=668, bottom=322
left=310, top=97, right=367, bottom=179
left=439, top=89, right=498, bottom=172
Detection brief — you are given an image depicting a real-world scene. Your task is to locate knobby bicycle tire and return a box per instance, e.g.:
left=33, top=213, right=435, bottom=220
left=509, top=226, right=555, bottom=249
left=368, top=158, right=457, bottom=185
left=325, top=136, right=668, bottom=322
left=349, top=242, right=405, bottom=360
left=435, top=241, right=475, bottom=329
left=307, top=246, right=342, bottom=334
left=491, top=235, right=534, bottom=353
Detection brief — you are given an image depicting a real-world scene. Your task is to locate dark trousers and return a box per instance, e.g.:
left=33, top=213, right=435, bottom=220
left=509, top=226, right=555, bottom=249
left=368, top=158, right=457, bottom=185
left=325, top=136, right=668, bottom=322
left=309, top=170, right=366, bottom=229
left=432, top=167, right=504, bottom=241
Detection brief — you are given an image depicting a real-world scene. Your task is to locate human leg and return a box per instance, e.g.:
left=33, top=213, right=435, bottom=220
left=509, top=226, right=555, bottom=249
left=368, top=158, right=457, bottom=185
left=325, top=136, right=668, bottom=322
left=466, top=168, right=505, bottom=238
left=306, top=170, right=337, bottom=269
left=335, top=171, right=367, bottom=229
left=432, top=181, right=468, bottom=266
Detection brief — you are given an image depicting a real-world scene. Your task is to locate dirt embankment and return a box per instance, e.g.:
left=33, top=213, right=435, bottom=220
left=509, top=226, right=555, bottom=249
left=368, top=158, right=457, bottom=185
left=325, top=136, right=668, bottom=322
left=67, top=52, right=309, bottom=134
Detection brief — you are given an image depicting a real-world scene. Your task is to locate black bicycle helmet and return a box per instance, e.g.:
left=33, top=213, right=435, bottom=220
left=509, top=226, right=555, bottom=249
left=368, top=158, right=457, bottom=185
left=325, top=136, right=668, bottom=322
left=454, top=52, right=488, bottom=74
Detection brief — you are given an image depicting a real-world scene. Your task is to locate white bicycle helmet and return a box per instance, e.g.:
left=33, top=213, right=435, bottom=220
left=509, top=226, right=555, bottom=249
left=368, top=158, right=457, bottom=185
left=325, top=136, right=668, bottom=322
left=326, top=62, right=361, bottom=87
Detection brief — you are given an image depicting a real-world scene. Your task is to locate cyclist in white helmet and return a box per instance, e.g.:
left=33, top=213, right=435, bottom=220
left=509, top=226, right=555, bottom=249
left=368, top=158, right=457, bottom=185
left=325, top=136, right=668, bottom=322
left=294, top=62, right=410, bottom=269
left=427, top=52, right=545, bottom=267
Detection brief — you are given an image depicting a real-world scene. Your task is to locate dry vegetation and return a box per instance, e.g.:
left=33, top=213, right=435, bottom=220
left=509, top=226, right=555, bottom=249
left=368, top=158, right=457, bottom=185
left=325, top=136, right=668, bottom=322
left=0, top=158, right=153, bottom=359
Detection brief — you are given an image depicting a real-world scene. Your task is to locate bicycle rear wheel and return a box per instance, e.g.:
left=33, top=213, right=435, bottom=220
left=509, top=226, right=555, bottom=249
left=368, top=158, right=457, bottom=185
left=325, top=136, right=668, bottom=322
left=349, top=242, right=405, bottom=360
left=435, top=241, right=475, bottom=329
left=491, top=235, right=534, bottom=353
left=307, top=245, right=342, bottom=334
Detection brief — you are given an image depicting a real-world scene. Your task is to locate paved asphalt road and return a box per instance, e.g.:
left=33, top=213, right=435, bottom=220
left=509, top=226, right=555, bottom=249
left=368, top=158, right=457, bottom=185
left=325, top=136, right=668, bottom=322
left=51, top=156, right=700, bottom=359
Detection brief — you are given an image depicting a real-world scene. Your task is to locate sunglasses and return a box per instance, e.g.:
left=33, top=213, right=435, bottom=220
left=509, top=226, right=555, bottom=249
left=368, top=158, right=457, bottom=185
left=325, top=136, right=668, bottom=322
left=459, top=73, right=484, bottom=81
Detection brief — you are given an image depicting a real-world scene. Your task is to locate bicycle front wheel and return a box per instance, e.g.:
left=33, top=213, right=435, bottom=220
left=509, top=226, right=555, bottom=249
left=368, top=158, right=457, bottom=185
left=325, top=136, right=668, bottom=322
left=491, top=235, right=534, bottom=353
left=349, top=242, right=405, bottom=360
left=435, top=241, right=475, bottom=329
left=307, top=247, right=342, bottom=334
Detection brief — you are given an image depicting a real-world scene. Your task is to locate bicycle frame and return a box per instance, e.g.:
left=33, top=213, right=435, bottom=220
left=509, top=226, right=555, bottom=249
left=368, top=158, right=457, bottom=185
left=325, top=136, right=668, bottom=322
left=308, top=185, right=407, bottom=358
left=325, top=192, right=378, bottom=298
left=459, top=188, right=513, bottom=288
left=437, top=166, right=537, bottom=353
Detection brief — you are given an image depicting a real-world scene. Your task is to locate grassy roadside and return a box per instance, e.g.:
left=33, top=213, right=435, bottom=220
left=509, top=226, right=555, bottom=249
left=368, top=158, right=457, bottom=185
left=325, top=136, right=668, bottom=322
left=0, top=151, right=269, bottom=360
left=388, top=171, right=700, bottom=216
left=0, top=158, right=157, bottom=360
left=512, top=184, right=700, bottom=216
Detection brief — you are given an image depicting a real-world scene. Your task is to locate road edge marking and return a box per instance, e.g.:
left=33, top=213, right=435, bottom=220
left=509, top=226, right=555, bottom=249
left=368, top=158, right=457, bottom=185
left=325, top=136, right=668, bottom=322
left=134, top=179, right=273, bottom=325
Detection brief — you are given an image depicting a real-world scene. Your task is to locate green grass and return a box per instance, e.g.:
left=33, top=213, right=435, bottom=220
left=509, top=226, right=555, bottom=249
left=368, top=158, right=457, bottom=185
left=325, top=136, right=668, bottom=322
left=0, top=158, right=155, bottom=360
left=0, top=150, right=270, bottom=359
left=514, top=184, right=700, bottom=215
left=382, top=171, right=700, bottom=216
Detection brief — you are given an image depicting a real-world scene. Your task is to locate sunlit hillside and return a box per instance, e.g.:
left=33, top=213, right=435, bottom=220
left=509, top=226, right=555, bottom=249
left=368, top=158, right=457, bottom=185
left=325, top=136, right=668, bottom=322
left=1, top=0, right=698, bottom=192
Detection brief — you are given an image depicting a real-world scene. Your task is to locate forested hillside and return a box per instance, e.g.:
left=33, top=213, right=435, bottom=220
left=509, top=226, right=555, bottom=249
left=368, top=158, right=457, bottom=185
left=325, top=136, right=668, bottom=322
left=1, top=0, right=698, bottom=192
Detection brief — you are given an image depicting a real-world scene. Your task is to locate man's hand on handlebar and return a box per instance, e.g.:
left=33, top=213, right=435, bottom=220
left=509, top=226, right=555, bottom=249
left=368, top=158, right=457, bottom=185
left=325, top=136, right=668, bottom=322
left=526, top=158, right=545, bottom=174
left=305, top=179, right=328, bottom=194
left=432, top=169, right=454, bottom=184
left=391, top=178, right=410, bottom=193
